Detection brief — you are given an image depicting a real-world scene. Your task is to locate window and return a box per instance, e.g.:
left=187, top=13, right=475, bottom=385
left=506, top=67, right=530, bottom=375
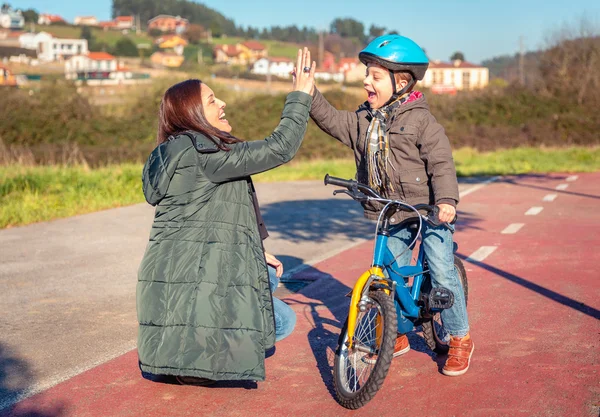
left=462, top=71, right=470, bottom=89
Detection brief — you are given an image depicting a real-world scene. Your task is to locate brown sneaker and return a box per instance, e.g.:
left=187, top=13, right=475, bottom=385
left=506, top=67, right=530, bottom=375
left=363, top=333, right=410, bottom=364
left=442, top=333, right=474, bottom=376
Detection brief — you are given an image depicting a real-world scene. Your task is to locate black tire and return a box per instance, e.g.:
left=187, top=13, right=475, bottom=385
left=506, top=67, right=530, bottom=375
left=422, top=255, right=469, bottom=354
left=333, top=290, right=397, bottom=410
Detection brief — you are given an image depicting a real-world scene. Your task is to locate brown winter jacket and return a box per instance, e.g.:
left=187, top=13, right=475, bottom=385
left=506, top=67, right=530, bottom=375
left=310, top=89, right=459, bottom=223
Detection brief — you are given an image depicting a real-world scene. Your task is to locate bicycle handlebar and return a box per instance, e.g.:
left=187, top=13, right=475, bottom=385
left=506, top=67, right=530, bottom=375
left=324, top=174, right=456, bottom=231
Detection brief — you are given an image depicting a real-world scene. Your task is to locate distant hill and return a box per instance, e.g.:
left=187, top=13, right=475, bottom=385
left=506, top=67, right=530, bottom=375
left=482, top=50, right=542, bottom=84
left=112, top=0, right=237, bottom=36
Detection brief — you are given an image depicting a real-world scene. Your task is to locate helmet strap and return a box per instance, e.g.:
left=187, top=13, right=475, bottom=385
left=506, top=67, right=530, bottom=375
left=383, top=72, right=415, bottom=107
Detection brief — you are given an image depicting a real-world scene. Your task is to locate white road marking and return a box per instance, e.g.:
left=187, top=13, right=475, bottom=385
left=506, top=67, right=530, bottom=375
left=466, top=246, right=497, bottom=263
left=566, top=175, right=578, bottom=182
left=525, top=207, right=544, bottom=216
left=556, top=184, right=569, bottom=190
left=459, top=176, right=501, bottom=198
left=502, top=223, right=525, bottom=234
left=543, top=194, right=557, bottom=202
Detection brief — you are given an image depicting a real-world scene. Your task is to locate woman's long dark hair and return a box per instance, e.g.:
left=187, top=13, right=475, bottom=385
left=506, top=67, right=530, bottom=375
left=157, top=79, right=241, bottom=149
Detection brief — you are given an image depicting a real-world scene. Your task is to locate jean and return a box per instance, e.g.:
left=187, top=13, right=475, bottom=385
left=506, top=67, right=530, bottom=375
left=387, top=222, right=470, bottom=337
left=268, top=266, right=297, bottom=342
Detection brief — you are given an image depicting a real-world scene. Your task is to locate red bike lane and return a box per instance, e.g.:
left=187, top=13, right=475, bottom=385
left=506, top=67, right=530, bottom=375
left=4, top=173, right=599, bottom=417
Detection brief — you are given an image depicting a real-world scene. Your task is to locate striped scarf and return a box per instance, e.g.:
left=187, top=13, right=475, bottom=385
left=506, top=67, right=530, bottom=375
left=362, top=91, right=422, bottom=194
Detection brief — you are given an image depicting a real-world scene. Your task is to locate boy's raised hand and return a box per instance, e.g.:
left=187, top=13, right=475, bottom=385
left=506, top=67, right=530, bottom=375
left=291, top=47, right=316, bottom=95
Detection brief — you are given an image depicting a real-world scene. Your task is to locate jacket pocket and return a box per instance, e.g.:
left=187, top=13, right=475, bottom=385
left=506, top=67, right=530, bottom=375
left=398, top=168, right=429, bottom=199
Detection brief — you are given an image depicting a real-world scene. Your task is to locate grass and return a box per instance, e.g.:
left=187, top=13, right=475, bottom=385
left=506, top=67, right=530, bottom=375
left=1, top=147, right=599, bottom=229
left=208, top=36, right=300, bottom=59
left=0, top=164, right=143, bottom=229
left=40, top=24, right=153, bottom=47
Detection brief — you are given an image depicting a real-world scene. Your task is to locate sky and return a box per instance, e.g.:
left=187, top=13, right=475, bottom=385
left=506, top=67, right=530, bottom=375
left=9, top=0, right=600, bottom=63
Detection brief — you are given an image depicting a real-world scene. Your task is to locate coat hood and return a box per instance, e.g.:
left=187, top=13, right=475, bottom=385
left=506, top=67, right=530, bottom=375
left=142, top=136, right=194, bottom=206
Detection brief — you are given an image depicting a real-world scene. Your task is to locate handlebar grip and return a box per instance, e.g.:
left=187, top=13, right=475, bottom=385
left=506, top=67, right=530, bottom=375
left=324, top=174, right=354, bottom=189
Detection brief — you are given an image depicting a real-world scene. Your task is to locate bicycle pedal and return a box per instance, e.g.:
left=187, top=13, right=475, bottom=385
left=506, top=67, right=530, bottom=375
left=429, top=287, right=455, bottom=309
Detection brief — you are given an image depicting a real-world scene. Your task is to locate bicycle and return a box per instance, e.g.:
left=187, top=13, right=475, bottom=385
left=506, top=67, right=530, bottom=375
left=324, top=174, right=469, bottom=410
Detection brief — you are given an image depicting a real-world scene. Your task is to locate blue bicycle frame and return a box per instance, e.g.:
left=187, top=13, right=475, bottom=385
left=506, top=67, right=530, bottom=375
left=373, top=230, right=427, bottom=334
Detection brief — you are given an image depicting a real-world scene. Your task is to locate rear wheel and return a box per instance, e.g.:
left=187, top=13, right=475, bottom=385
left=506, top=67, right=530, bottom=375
left=333, top=290, right=397, bottom=410
left=422, top=256, right=468, bottom=354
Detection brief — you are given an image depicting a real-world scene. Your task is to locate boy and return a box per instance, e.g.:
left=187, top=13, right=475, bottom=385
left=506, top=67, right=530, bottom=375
left=310, top=35, right=473, bottom=376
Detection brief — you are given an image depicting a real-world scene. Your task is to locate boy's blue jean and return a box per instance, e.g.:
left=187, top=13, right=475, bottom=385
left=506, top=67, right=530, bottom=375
left=387, top=221, right=469, bottom=337
left=268, top=266, right=297, bottom=342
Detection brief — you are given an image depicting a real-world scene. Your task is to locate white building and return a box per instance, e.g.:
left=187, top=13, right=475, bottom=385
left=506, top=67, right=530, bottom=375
left=19, top=32, right=88, bottom=62
left=421, top=60, right=489, bottom=93
left=65, top=52, right=150, bottom=85
left=251, top=57, right=294, bottom=79
left=38, top=14, right=65, bottom=25
left=0, top=5, right=24, bottom=30
left=74, top=16, right=98, bottom=26
left=314, top=69, right=345, bottom=83
left=65, top=52, right=118, bottom=79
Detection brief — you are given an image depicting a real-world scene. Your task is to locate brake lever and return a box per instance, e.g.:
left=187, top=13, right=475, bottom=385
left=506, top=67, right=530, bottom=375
left=333, top=189, right=353, bottom=198
left=332, top=189, right=369, bottom=202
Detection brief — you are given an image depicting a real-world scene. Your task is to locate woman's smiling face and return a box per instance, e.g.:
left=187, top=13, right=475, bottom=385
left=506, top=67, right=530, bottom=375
left=201, top=84, right=232, bottom=133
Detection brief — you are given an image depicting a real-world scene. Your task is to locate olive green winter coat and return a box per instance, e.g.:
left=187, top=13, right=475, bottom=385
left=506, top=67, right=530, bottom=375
left=137, top=91, right=312, bottom=381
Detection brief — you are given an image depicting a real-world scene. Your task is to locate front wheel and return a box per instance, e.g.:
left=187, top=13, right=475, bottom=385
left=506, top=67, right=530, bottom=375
left=422, top=255, right=469, bottom=354
left=333, top=290, right=397, bottom=410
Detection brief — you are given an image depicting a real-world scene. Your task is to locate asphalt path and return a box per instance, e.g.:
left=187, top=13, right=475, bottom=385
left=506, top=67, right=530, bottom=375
left=0, top=178, right=490, bottom=409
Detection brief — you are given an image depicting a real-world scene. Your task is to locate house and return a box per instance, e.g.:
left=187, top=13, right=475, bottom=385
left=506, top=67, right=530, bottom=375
left=214, top=41, right=268, bottom=65
left=37, top=14, right=65, bottom=25
left=65, top=51, right=117, bottom=79
left=240, top=41, right=267, bottom=63
left=155, top=34, right=188, bottom=56
left=314, top=68, right=345, bottom=83
left=74, top=16, right=98, bottom=26
left=321, top=51, right=337, bottom=72
left=98, top=16, right=135, bottom=31
left=19, top=31, right=88, bottom=62
left=0, top=64, right=17, bottom=86
left=150, top=51, right=184, bottom=68
left=251, top=57, right=294, bottom=78
left=65, top=52, right=150, bottom=84
left=213, top=44, right=246, bottom=65
left=0, top=29, right=24, bottom=46
left=0, top=5, right=24, bottom=30
left=338, top=58, right=365, bottom=83
left=147, top=15, right=188, bottom=34
left=115, top=16, right=135, bottom=30
left=421, top=59, right=489, bottom=93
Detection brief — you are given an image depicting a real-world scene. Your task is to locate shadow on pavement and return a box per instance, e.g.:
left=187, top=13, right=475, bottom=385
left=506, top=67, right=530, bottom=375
left=456, top=253, right=600, bottom=320
left=0, top=343, right=66, bottom=417
left=261, top=199, right=486, bottom=246
left=499, top=174, right=600, bottom=201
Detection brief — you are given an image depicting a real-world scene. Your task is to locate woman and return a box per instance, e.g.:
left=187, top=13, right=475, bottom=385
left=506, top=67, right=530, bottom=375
left=137, top=49, right=315, bottom=385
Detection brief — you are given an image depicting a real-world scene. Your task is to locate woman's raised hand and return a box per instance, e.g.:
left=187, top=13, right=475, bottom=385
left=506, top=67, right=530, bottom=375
left=292, top=47, right=316, bottom=95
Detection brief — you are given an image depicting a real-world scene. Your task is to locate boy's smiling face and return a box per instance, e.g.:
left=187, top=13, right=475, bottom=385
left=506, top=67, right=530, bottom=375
left=364, top=63, right=394, bottom=110
left=364, top=63, right=408, bottom=110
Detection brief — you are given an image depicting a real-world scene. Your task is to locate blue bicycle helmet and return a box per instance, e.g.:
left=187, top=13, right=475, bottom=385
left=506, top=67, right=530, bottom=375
left=359, top=35, right=429, bottom=98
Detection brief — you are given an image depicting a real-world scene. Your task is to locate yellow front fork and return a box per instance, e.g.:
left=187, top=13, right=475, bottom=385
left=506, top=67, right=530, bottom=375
left=346, top=267, right=387, bottom=350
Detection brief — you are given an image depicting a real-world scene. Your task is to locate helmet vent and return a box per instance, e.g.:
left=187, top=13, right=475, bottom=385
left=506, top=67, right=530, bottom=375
left=379, top=40, right=390, bottom=48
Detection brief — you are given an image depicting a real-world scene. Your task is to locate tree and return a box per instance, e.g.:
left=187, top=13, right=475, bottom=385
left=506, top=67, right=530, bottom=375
left=369, top=24, right=386, bottom=39
left=185, top=23, right=205, bottom=44
left=450, top=51, right=465, bottom=61
left=80, top=26, right=94, bottom=42
left=330, top=18, right=365, bottom=42
left=22, top=8, right=38, bottom=23
left=113, top=37, right=138, bottom=56
left=388, top=30, right=399, bottom=35
left=539, top=18, right=600, bottom=105
left=80, top=26, right=96, bottom=50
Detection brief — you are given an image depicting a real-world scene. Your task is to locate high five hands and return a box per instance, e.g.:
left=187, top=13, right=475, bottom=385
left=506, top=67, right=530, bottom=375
left=292, top=47, right=316, bottom=96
